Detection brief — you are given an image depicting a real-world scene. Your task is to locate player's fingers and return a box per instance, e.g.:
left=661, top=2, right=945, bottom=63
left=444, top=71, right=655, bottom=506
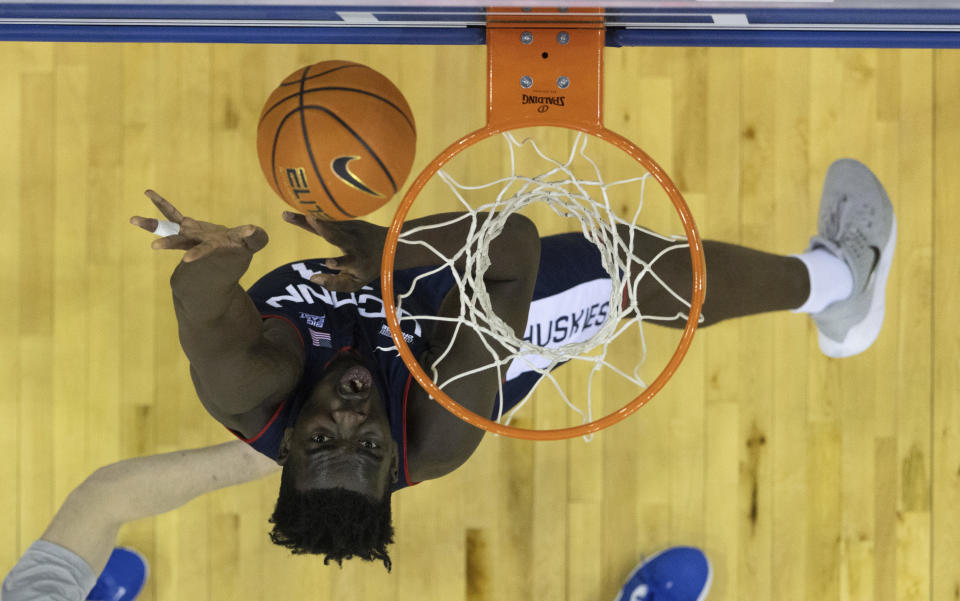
left=177, top=216, right=208, bottom=237
left=309, top=272, right=361, bottom=293
left=281, top=211, right=317, bottom=235
left=306, top=214, right=350, bottom=247
left=150, top=234, right=195, bottom=251
left=181, top=239, right=218, bottom=263
left=244, top=226, right=269, bottom=254
left=144, top=189, right=185, bottom=223
left=232, top=224, right=269, bottom=254
left=130, top=216, right=159, bottom=232
left=322, top=255, right=357, bottom=271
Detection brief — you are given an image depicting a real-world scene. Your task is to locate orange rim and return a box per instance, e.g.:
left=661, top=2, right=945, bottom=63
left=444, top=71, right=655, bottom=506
left=381, top=7, right=705, bottom=440
left=380, top=124, right=706, bottom=441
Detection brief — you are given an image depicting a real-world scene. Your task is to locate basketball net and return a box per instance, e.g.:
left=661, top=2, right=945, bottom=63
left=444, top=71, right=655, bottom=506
left=379, top=130, right=699, bottom=438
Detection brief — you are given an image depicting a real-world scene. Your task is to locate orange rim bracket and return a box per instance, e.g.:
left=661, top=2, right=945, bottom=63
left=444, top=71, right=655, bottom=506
left=486, top=7, right=604, bottom=132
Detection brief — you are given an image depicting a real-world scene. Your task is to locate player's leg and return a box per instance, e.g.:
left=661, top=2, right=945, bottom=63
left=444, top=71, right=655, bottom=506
left=627, top=159, right=896, bottom=357
left=625, top=233, right=811, bottom=327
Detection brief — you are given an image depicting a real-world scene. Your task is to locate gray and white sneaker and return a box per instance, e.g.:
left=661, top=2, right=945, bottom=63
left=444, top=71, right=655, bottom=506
left=808, top=159, right=897, bottom=358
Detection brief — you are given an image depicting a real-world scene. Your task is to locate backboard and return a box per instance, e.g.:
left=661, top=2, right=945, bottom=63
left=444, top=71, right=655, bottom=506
left=2, top=0, right=960, bottom=48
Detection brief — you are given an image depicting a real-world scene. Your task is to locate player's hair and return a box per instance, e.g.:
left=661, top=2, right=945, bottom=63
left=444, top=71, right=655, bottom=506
left=268, top=466, right=395, bottom=571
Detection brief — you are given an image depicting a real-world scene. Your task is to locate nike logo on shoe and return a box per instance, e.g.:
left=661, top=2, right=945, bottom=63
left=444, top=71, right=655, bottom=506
left=863, top=246, right=881, bottom=288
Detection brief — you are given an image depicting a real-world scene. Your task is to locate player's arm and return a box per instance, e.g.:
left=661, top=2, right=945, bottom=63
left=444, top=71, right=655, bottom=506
left=40, top=441, right=279, bottom=576
left=131, top=191, right=304, bottom=421
left=283, top=211, right=541, bottom=480
left=402, top=215, right=540, bottom=479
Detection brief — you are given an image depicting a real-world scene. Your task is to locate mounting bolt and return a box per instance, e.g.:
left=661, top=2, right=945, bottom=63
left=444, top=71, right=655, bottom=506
left=520, top=76, right=534, bottom=89
left=521, top=31, right=534, bottom=44
left=557, top=76, right=570, bottom=89
left=557, top=31, right=570, bottom=45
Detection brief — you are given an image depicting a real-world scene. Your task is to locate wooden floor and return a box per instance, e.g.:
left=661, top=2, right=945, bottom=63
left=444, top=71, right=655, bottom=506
left=1, top=41, right=958, bottom=601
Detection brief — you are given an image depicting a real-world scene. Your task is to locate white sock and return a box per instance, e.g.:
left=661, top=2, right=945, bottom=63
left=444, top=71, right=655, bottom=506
left=791, top=248, right=854, bottom=314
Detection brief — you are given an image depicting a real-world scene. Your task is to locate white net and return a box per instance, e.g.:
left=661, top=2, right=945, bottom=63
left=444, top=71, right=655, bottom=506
left=382, top=130, right=700, bottom=435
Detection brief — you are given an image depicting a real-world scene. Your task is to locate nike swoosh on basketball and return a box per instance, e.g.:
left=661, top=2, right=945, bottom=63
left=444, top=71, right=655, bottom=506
left=331, top=156, right=382, bottom=197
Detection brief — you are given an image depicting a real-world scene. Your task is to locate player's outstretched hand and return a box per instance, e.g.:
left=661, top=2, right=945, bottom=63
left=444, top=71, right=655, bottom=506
left=130, top=190, right=268, bottom=263
left=282, top=211, right=386, bottom=292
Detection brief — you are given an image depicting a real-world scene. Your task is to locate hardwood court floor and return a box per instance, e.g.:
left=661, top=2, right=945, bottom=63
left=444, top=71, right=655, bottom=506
left=0, top=42, right=957, bottom=601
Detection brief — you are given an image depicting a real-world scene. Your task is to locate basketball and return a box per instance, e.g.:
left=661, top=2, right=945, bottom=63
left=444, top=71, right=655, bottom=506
left=256, top=60, right=417, bottom=220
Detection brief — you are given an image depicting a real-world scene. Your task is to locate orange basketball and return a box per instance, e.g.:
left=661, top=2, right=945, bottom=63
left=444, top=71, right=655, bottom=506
left=256, top=60, right=417, bottom=220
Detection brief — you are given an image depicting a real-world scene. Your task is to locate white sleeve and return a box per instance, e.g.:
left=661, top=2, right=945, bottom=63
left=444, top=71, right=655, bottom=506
left=1, top=540, right=96, bottom=601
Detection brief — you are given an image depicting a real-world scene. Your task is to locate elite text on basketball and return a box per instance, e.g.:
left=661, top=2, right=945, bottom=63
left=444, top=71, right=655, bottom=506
left=285, top=167, right=311, bottom=199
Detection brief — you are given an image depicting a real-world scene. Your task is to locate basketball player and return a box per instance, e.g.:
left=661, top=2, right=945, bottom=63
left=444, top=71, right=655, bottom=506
left=131, top=158, right=895, bottom=571
left=1, top=441, right=279, bottom=601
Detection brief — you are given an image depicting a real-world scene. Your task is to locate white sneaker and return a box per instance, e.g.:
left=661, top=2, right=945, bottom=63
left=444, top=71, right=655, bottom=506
left=808, top=159, right=896, bottom=358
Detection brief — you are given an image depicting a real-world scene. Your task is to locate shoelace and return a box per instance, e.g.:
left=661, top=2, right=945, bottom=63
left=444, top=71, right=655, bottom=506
left=823, top=194, right=847, bottom=241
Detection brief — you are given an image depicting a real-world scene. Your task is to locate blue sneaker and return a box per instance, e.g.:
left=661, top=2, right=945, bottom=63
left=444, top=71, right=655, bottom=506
left=86, top=547, right=148, bottom=601
left=614, top=546, right=712, bottom=601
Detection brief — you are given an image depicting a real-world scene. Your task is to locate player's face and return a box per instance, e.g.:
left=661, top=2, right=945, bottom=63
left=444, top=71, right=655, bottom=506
left=281, top=352, right=399, bottom=499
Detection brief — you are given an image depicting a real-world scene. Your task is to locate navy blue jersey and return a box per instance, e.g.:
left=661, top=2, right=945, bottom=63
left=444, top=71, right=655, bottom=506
left=233, top=233, right=612, bottom=491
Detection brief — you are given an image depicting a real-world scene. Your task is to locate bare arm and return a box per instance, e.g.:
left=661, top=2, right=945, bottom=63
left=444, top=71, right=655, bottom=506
left=132, top=191, right=304, bottom=419
left=170, top=249, right=304, bottom=417
left=40, top=441, right=279, bottom=576
left=401, top=215, right=540, bottom=479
